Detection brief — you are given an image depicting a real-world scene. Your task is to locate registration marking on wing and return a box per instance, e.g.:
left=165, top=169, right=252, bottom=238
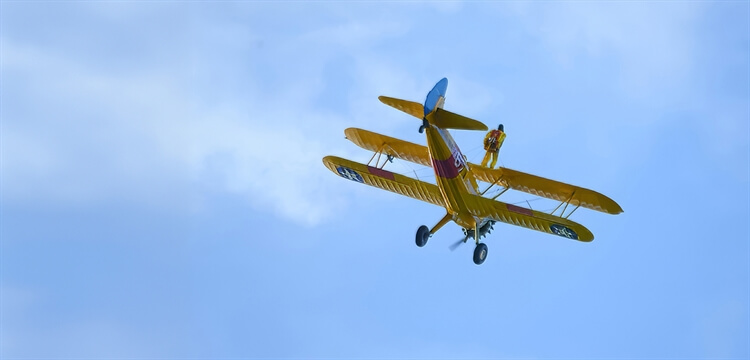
left=550, top=224, right=578, bottom=240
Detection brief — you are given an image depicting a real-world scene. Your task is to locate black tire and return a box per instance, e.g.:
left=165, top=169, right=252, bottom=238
left=416, top=225, right=430, bottom=247
left=473, top=243, right=488, bottom=265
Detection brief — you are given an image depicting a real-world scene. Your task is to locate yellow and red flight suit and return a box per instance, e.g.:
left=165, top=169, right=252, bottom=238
left=481, top=125, right=506, bottom=168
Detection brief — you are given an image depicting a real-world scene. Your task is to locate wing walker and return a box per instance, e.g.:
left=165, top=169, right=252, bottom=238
left=322, top=78, right=622, bottom=265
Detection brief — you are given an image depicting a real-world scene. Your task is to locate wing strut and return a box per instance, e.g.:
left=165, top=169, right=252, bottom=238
left=480, top=174, right=505, bottom=196
left=490, top=187, right=510, bottom=200
left=550, top=190, right=581, bottom=218
left=366, top=144, right=384, bottom=165
left=366, top=143, right=396, bottom=169
left=478, top=171, right=511, bottom=200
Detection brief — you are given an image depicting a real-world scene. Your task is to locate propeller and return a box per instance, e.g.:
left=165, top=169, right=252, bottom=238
left=450, top=221, right=496, bottom=251
left=449, top=234, right=471, bottom=251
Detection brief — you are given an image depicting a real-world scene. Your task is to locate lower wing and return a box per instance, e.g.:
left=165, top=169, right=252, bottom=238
left=322, top=156, right=444, bottom=207
left=344, top=128, right=620, bottom=216
left=323, top=155, right=593, bottom=241
left=464, top=192, right=594, bottom=242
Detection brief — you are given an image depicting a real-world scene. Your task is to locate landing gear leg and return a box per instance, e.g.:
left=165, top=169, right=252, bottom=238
left=430, top=213, right=452, bottom=235
left=472, top=223, right=488, bottom=264
left=416, top=213, right=452, bottom=248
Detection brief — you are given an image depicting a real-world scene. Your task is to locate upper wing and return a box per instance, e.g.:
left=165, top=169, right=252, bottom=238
left=323, top=155, right=444, bottom=207
left=344, top=128, right=431, bottom=167
left=343, top=128, right=622, bottom=215
left=471, top=166, right=623, bottom=215
left=464, top=193, right=595, bottom=242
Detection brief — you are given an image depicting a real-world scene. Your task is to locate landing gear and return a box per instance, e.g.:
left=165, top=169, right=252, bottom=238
left=415, top=216, right=491, bottom=265
left=416, top=214, right=451, bottom=248
left=416, top=225, right=430, bottom=247
left=473, top=243, right=488, bottom=265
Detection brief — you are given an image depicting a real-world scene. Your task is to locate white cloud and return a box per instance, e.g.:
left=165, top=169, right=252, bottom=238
left=301, top=20, right=408, bottom=48
left=7, top=2, right=741, bottom=226
left=500, top=2, right=749, bottom=183
left=511, top=2, right=701, bottom=103
left=0, top=7, right=421, bottom=225
left=2, top=34, right=345, bottom=223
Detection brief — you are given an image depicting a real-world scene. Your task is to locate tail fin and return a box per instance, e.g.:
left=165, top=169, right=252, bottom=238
left=378, top=77, right=448, bottom=119
left=433, top=108, right=488, bottom=131
left=424, top=77, right=448, bottom=116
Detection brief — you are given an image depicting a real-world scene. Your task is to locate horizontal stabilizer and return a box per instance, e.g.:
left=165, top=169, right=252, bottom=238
left=378, top=96, right=424, bottom=119
left=432, top=108, right=488, bottom=131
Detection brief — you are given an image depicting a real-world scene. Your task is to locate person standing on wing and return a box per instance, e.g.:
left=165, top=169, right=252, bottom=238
left=481, top=124, right=506, bottom=168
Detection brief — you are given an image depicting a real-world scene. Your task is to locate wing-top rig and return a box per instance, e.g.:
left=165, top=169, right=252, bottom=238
left=322, top=78, right=622, bottom=265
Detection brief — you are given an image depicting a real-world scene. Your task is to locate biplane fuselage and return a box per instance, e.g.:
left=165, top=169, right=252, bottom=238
left=423, top=99, right=482, bottom=229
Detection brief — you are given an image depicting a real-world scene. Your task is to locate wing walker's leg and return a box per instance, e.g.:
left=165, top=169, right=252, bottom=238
left=430, top=213, right=452, bottom=235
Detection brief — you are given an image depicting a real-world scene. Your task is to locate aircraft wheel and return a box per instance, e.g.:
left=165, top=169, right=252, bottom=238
left=416, top=225, right=430, bottom=247
left=473, top=243, right=488, bottom=265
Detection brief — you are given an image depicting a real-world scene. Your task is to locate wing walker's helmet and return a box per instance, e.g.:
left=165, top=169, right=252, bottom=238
left=498, top=124, right=504, bottom=131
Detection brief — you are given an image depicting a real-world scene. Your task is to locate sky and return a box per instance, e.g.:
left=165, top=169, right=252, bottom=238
left=1, top=1, right=748, bottom=359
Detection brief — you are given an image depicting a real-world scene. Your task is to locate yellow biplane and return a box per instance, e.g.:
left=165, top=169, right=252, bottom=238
left=323, top=78, right=622, bottom=265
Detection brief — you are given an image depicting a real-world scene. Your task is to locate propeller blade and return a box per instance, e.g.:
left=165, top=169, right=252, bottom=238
left=449, top=235, right=470, bottom=251
left=449, top=239, right=464, bottom=252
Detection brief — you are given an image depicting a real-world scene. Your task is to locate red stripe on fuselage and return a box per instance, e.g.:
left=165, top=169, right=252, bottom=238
left=432, top=156, right=461, bottom=179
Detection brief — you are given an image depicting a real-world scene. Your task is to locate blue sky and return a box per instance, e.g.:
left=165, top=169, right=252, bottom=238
left=2, top=1, right=748, bottom=359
